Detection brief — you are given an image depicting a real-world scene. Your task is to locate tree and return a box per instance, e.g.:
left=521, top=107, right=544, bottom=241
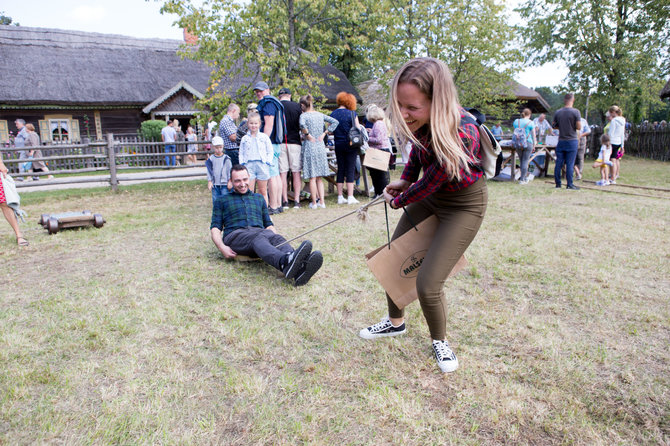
left=160, top=0, right=365, bottom=119
left=1, top=11, right=19, bottom=25
left=361, top=0, right=522, bottom=116
left=517, top=0, right=670, bottom=120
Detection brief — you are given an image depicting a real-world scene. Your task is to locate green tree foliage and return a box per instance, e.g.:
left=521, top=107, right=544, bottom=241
left=358, top=0, right=522, bottom=116
left=517, top=0, right=670, bottom=122
left=0, top=11, right=19, bottom=25
left=534, top=86, right=564, bottom=113
left=139, top=120, right=167, bottom=141
left=161, top=0, right=365, bottom=117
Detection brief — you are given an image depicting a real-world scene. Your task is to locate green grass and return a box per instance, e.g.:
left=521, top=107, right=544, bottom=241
left=1, top=157, right=669, bottom=444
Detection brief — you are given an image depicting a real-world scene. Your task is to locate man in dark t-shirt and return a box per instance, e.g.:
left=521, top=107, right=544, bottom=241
left=552, top=93, right=582, bottom=190
left=278, top=87, right=304, bottom=209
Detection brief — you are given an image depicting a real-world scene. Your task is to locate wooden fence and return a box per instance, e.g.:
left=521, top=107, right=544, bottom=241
left=1, top=134, right=213, bottom=191
left=588, top=127, right=670, bottom=161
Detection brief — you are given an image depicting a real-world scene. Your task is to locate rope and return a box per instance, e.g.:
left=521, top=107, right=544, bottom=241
left=276, top=195, right=387, bottom=247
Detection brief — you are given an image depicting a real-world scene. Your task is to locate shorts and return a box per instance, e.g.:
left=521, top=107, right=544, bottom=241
left=279, top=143, right=302, bottom=173
left=269, top=144, right=281, bottom=177
left=611, top=144, right=623, bottom=159
left=245, top=160, right=270, bottom=181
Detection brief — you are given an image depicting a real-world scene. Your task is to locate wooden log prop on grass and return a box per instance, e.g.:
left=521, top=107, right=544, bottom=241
left=38, top=210, right=106, bottom=234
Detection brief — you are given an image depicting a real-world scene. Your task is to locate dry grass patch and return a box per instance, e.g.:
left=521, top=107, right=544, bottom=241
left=1, top=158, right=669, bottom=445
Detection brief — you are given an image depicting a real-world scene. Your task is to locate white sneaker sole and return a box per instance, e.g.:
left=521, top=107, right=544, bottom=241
left=436, top=358, right=459, bottom=373
left=358, top=327, right=406, bottom=340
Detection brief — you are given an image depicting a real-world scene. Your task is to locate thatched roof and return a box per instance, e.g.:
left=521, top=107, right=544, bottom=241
left=356, top=78, right=550, bottom=113
left=661, top=78, right=670, bottom=99
left=0, top=25, right=359, bottom=107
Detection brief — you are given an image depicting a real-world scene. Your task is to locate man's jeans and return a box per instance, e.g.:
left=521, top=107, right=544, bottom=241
left=554, top=139, right=578, bottom=188
left=223, top=227, right=293, bottom=271
left=165, top=144, right=176, bottom=167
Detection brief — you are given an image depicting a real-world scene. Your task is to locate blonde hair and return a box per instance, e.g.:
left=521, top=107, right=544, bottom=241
left=25, top=123, right=35, bottom=132
left=600, top=133, right=611, bottom=146
left=608, top=105, right=622, bottom=116
left=366, top=105, right=386, bottom=123
left=247, top=111, right=260, bottom=122
left=389, top=57, right=471, bottom=180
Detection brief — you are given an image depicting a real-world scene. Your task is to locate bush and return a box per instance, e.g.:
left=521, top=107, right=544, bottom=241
left=139, top=120, right=167, bottom=141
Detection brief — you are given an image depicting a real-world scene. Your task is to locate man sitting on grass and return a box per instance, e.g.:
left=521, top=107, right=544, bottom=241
left=210, top=164, right=323, bottom=286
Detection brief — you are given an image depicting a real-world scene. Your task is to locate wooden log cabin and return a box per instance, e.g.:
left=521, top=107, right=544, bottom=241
left=0, top=25, right=361, bottom=144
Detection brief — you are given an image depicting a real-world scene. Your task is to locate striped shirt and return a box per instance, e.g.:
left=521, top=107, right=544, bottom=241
left=392, top=111, right=482, bottom=208
left=210, top=190, right=273, bottom=238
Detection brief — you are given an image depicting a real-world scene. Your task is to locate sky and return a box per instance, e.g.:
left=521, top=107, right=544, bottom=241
left=2, top=0, right=569, bottom=88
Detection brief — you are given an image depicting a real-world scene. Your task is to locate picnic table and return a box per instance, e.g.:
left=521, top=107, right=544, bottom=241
left=498, top=141, right=556, bottom=180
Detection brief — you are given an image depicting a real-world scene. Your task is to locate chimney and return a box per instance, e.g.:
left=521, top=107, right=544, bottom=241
left=183, top=28, right=198, bottom=45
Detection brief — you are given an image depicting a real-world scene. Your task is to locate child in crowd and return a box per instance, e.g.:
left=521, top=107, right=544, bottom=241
left=239, top=112, right=273, bottom=205
left=593, top=134, right=613, bottom=186
left=206, top=136, right=232, bottom=203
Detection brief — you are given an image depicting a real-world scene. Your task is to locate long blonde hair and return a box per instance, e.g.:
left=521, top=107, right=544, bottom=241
left=389, top=57, right=471, bottom=180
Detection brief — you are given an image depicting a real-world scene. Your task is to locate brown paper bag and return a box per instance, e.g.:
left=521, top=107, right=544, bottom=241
left=362, top=148, right=391, bottom=171
left=365, top=215, right=468, bottom=309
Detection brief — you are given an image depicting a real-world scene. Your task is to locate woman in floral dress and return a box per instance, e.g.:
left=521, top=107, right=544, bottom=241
left=299, top=95, right=339, bottom=209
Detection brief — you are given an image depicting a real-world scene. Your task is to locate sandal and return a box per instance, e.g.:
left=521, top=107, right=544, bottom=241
left=17, top=237, right=29, bottom=247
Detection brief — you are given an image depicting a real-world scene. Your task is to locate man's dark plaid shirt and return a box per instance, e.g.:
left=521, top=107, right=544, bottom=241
left=211, top=190, right=273, bottom=238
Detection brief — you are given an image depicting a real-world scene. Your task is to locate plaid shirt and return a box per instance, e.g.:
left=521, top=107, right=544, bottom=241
left=392, top=110, right=483, bottom=208
left=218, top=115, right=239, bottom=150
left=210, top=190, right=273, bottom=238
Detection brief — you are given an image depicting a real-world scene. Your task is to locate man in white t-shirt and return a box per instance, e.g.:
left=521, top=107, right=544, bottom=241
left=161, top=120, right=177, bottom=167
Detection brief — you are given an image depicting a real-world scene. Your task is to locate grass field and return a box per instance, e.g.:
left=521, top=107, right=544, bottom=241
left=1, top=157, right=669, bottom=445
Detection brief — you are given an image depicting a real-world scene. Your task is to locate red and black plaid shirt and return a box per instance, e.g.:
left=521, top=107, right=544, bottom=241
left=392, top=110, right=483, bottom=208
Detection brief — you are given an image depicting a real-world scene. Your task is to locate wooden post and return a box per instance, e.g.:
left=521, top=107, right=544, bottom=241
left=106, top=133, right=118, bottom=192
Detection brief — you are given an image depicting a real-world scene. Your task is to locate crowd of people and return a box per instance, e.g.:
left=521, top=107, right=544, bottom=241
left=492, top=96, right=627, bottom=189
left=205, top=82, right=392, bottom=214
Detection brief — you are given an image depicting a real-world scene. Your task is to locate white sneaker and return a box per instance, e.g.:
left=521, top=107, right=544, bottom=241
left=308, top=202, right=319, bottom=209
left=319, top=202, right=326, bottom=209
left=359, top=316, right=406, bottom=340
left=432, top=340, right=459, bottom=373
left=347, top=196, right=359, bottom=205
left=337, top=195, right=347, bottom=205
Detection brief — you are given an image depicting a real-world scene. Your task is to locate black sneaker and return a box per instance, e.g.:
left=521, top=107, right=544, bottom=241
left=566, top=185, right=580, bottom=190
left=359, top=316, right=406, bottom=340
left=294, top=250, right=323, bottom=286
left=282, top=240, right=312, bottom=280
left=293, top=201, right=300, bottom=209
left=432, top=340, right=459, bottom=373
left=282, top=200, right=289, bottom=210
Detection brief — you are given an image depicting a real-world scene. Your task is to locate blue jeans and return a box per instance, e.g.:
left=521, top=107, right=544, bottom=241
left=554, top=139, right=578, bottom=188
left=165, top=144, right=176, bottom=166
left=211, top=185, right=229, bottom=204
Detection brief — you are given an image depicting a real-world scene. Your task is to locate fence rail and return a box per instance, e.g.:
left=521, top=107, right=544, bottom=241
left=1, top=134, right=214, bottom=191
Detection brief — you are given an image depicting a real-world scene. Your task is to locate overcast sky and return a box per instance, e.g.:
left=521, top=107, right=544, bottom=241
left=3, top=0, right=568, bottom=88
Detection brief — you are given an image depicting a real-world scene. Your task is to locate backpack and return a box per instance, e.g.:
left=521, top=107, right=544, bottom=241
left=348, top=111, right=363, bottom=149
left=512, top=119, right=530, bottom=149
left=257, top=95, right=287, bottom=144
left=464, top=108, right=502, bottom=179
